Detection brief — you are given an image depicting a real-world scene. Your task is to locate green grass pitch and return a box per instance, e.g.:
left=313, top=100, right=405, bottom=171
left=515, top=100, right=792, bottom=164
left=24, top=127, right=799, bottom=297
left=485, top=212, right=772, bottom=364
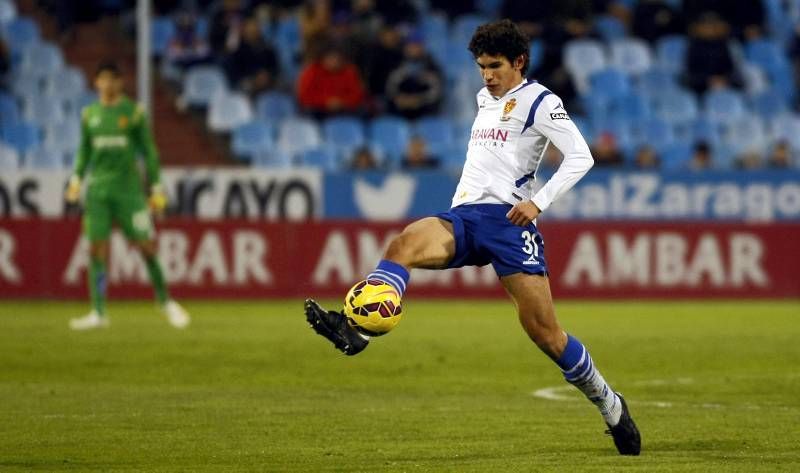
left=1, top=299, right=798, bottom=472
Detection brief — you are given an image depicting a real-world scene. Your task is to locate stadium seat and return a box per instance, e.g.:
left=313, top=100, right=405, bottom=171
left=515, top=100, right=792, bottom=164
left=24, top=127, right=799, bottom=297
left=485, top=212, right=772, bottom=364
left=659, top=142, right=692, bottom=170
left=655, top=35, right=686, bottom=75
left=703, top=89, right=746, bottom=125
left=769, top=113, right=800, bottom=151
left=420, top=13, right=448, bottom=47
left=297, top=148, right=338, bottom=170
left=750, top=90, right=788, bottom=122
left=650, top=88, right=698, bottom=124
left=635, top=68, right=680, bottom=98
left=0, top=121, right=41, bottom=155
left=0, top=141, right=19, bottom=169
left=323, top=117, right=365, bottom=160
left=593, top=115, right=635, bottom=153
left=0, top=92, right=19, bottom=125
left=277, top=117, right=321, bottom=159
left=564, top=39, right=607, bottom=93
left=44, top=66, right=87, bottom=100
left=151, top=16, right=175, bottom=57
left=589, top=68, right=631, bottom=102
left=252, top=150, right=292, bottom=168
left=231, top=120, right=275, bottom=162
left=25, top=147, right=63, bottom=169
left=451, top=14, right=489, bottom=45
left=720, top=117, right=767, bottom=155
left=529, top=40, right=544, bottom=72
left=181, top=65, right=227, bottom=108
left=255, top=91, right=296, bottom=124
left=1, top=16, right=39, bottom=50
left=20, top=42, right=64, bottom=77
left=436, top=40, right=474, bottom=81
left=368, top=116, right=411, bottom=163
left=413, top=117, right=454, bottom=157
left=594, top=15, right=626, bottom=42
left=23, top=95, right=65, bottom=126
left=8, top=73, right=41, bottom=101
left=207, top=92, right=253, bottom=133
left=745, top=39, right=788, bottom=72
left=633, top=118, right=674, bottom=152
left=608, top=93, right=651, bottom=123
left=609, top=39, right=652, bottom=76
left=44, top=122, right=81, bottom=156
left=682, top=116, right=722, bottom=147
left=0, top=0, right=16, bottom=24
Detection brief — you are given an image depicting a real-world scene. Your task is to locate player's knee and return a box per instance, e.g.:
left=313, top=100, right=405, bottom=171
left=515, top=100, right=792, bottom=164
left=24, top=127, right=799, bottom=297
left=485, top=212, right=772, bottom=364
left=89, top=243, right=108, bottom=263
left=383, top=232, right=417, bottom=267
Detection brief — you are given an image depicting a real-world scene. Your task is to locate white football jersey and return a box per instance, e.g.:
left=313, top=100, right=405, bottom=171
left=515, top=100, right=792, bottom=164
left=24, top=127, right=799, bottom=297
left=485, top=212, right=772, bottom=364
left=452, top=79, right=594, bottom=212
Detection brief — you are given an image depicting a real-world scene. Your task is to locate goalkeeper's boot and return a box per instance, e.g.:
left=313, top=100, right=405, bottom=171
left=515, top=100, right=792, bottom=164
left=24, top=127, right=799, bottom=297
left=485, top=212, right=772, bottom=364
left=162, top=300, right=190, bottom=329
left=304, top=299, right=369, bottom=356
left=606, top=393, right=641, bottom=455
left=69, top=310, right=110, bottom=331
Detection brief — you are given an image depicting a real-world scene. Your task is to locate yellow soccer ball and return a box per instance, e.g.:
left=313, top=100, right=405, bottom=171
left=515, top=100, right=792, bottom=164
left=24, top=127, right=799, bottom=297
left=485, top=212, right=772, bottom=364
left=343, top=279, right=403, bottom=336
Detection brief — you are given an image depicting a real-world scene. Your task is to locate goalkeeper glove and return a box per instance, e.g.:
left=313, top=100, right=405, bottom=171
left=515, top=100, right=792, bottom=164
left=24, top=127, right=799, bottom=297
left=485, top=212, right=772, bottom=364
left=65, top=175, right=81, bottom=203
left=148, top=183, right=168, bottom=214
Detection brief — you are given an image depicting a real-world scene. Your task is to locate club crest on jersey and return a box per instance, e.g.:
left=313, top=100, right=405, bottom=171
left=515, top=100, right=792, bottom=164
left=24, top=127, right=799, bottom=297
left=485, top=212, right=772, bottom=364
left=118, top=115, right=129, bottom=129
left=500, top=98, right=516, bottom=121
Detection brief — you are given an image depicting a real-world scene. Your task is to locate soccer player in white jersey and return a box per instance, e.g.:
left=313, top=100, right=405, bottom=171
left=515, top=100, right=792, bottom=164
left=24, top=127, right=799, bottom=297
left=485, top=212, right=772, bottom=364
left=305, top=19, right=640, bottom=455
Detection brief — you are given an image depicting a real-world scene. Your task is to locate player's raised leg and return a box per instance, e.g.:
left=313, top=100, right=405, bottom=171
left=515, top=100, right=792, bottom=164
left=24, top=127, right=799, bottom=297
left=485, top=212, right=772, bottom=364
left=305, top=217, right=455, bottom=355
left=501, top=273, right=641, bottom=455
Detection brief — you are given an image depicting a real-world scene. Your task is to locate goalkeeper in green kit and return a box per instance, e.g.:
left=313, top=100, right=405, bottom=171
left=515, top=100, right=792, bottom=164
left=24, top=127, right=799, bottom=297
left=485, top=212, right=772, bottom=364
left=65, top=61, right=190, bottom=330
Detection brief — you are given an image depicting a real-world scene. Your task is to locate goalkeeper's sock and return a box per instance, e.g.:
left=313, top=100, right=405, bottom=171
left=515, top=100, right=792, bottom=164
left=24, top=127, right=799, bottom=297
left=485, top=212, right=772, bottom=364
left=556, top=334, right=623, bottom=426
left=88, top=258, right=107, bottom=316
left=145, top=255, right=169, bottom=306
left=366, top=259, right=410, bottom=297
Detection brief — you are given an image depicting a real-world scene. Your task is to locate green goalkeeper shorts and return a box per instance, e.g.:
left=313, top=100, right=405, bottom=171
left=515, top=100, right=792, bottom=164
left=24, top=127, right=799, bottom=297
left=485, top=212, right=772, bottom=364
left=83, top=187, right=154, bottom=242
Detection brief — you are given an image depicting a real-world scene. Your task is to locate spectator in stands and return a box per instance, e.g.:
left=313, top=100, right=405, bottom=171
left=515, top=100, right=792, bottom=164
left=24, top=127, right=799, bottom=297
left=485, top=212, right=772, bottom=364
left=166, top=13, right=212, bottom=70
left=683, top=0, right=764, bottom=40
left=209, top=0, right=248, bottom=55
left=385, top=32, right=443, bottom=120
left=350, top=146, right=379, bottom=170
left=401, top=136, right=440, bottom=170
left=299, top=0, right=331, bottom=58
left=688, top=141, right=712, bottom=170
left=590, top=132, right=624, bottom=167
left=767, top=141, right=793, bottom=169
left=223, top=17, right=280, bottom=95
left=735, top=149, right=763, bottom=170
left=360, top=24, right=405, bottom=108
left=685, top=12, right=741, bottom=95
left=296, top=43, right=366, bottom=118
left=633, top=145, right=660, bottom=169
left=631, top=0, right=684, bottom=43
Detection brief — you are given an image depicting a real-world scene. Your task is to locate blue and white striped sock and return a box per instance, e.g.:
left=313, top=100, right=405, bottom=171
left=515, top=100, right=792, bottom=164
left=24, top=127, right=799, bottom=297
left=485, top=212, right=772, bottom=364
left=366, top=259, right=410, bottom=298
left=556, top=334, right=622, bottom=426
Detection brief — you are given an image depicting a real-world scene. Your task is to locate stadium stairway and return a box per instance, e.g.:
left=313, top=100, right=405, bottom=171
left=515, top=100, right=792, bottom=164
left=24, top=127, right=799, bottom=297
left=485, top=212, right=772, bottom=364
left=23, top=2, right=228, bottom=166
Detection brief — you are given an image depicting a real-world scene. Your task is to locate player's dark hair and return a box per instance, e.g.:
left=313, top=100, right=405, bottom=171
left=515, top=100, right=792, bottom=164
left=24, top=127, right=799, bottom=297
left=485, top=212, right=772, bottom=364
left=95, top=61, right=121, bottom=78
left=468, top=19, right=530, bottom=73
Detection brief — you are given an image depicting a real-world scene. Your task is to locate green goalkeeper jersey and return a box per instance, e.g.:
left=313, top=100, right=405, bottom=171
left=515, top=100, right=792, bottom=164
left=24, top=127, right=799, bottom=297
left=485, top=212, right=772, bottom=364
left=74, top=96, right=160, bottom=194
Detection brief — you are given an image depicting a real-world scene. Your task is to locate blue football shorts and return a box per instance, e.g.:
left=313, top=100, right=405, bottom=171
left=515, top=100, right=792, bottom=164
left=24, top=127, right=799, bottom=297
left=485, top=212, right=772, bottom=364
left=435, top=203, right=548, bottom=277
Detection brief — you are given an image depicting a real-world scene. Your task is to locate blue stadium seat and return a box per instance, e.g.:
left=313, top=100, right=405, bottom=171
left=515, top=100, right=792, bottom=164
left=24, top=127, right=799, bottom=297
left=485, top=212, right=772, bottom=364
left=633, top=118, right=674, bottom=152
left=23, top=95, right=65, bottom=126
left=44, top=122, right=80, bottom=155
left=231, top=120, right=276, bottom=162
left=564, top=39, right=607, bottom=93
left=207, top=92, right=253, bottom=133
left=650, top=88, right=698, bottom=124
left=721, top=117, right=767, bottom=155
left=0, top=142, right=19, bottom=169
left=745, top=39, right=788, bottom=72
left=529, top=40, right=544, bottom=72
left=277, top=117, right=322, bottom=159
left=20, top=42, right=64, bottom=77
left=0, top=0, right=17, bottom=24
left=251, top=150, right=292, bottom=168
left=368, top=116, right=411, bottom=163
left=594, top=15, right=626, bottom=42
left=9, top=73, right=41, bottom=100
left=151, top=16, right=175, bottom=57
left=609, top=38, right=652, bottom=76
left=686, top=117, right=722, bottom=147
left=659, top=142, right=692, bottom=170
left=413, top=117, right=454, bottom=157
left=323, top=117, right=365, bottom=159
left=25, top=147, right=63, bottom=169
left=255, top=91, right=296, bottom=124
left=703, top=89, right=746, bottom=125
left=635, top=68, right=680, bottom=98
left=593, top=115, right=635, bottom=153
left=740, top=62, right=768, bottom=96
left=571, top=115, right=594, bottom=142
left=608, top=93, right=651, bottom=122
left=44, top=66, right=87, bottom=100
left=1, top=121, right=41, bottom=155
left=750, top=90, right=788, bottom=122
left=451, top=14, right=489, bottom=45
left=182, top=65, right=227, bottom=107
left=297, top=148, right=338, bottom=170
left=656, top=35, right=686, bottom=75
left=769, top=113, right=800, bottom=151
left=589, top=68, right=631, bottom=102
left=1, top=16, right=39, bottom=50
left=0, top=92, right=19, bottom=125
left=420, top=13, right=448, bottom=47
